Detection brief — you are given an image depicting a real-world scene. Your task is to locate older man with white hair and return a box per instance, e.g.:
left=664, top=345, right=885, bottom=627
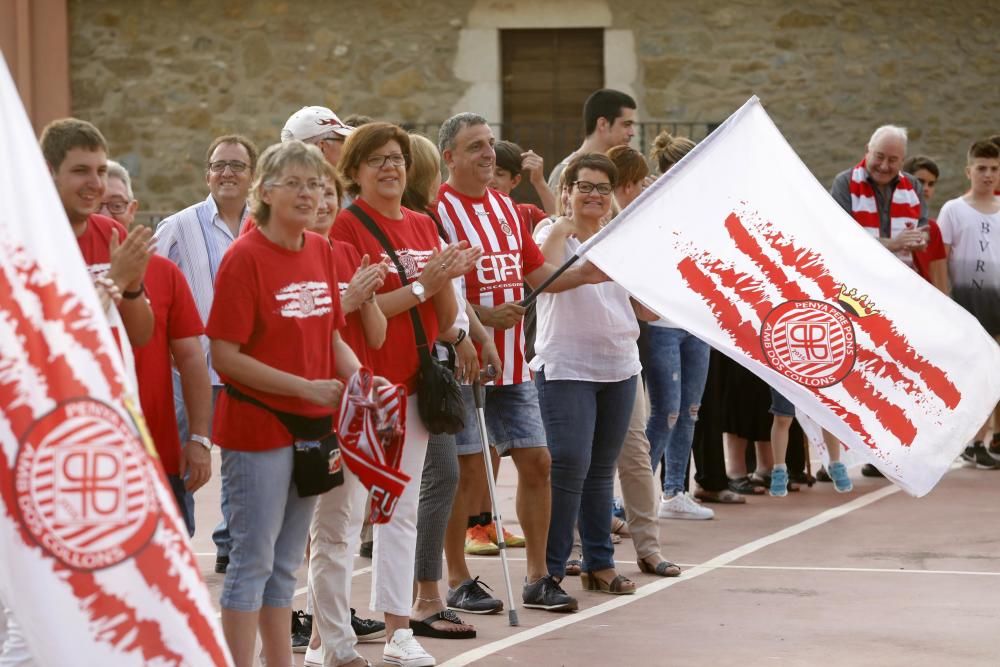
left=830, top=124, right=929, bottom=260
left=829, top=125, right=929, bottom=479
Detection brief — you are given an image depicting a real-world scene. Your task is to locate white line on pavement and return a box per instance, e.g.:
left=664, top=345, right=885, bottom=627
left=674, top=564, right=1000, bottom=576
left=439, top=483, right=901, bottom=666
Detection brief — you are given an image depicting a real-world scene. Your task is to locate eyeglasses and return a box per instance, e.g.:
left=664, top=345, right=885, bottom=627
left=268, top=178, right=324, bottom=193
left=208, top=160, right=249, bottom=174
left=99, top=199, right=130, bottom=214
left=365, top=153, right=407, bottom=169
left=573, top=181, right=613, bottom=195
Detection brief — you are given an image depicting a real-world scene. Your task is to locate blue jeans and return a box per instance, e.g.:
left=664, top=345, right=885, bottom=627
left=173, top=373, right=226, bottom=549
left=645, top=327, right=710, bottom=497
left=535, top=368, right=637, bottom=577
left=219, top=446, right=317, bottom=611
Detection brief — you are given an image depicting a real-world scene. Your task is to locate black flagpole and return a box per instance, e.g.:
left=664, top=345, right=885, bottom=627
left=518, top=253, right=582, bottom=308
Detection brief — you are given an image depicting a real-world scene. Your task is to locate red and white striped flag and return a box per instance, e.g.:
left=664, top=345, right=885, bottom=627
left=582, top=96, right=1000, bottom=497
left=0, top=56, right=231, bottom=664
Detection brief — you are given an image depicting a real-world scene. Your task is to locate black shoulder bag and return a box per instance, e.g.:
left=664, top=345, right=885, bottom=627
left=348, top=204, right=465, bottom=435
left=224, top=384, right=343, bottom=497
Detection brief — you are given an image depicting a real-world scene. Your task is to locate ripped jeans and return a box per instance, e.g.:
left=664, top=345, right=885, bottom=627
left=645, top=326, right=711, bottom=496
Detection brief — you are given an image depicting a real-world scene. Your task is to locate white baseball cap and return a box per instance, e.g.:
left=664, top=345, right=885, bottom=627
left=280, top=106, right=354, bottom=142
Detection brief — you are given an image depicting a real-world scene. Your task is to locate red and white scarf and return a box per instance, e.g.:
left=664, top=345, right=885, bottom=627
left=849, top=157, right=921, bottom=265
left=337, top=368, right=409, bottom=524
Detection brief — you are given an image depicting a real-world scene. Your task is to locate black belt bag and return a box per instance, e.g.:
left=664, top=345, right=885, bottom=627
left=225, top=385, right=343, bottom=497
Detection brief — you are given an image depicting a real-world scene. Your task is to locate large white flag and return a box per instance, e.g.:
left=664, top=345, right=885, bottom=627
left=0, top=56, right=232, bottom=664
left=582, top=96, right=1000, bottom=497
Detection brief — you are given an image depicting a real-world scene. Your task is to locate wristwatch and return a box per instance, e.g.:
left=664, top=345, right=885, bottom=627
left=411, top=281, right=427, bottom=303
left=190, top=434, right=213, bottom=451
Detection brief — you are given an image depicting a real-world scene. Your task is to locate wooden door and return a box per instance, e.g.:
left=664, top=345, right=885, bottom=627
left=501, top=28, right=604, bottom=203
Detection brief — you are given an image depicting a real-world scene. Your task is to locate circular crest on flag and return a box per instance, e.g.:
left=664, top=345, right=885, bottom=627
left=14, top=399, right=161, bottom=571
left=760, top=300, right=856, bottom=388
left=298, top=288, right=316, bottom=315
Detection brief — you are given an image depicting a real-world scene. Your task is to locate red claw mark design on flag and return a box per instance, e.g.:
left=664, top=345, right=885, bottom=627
left=676, top=212, right=961, bottom=450
left=0, top=242, right=229, bottom=665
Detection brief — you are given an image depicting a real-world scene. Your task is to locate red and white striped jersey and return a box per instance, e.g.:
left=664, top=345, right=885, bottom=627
left=436, top=184, right=546, bottom=385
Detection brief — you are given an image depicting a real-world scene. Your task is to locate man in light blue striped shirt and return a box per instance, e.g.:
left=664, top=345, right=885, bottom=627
left=154, top=134, right=257, bottom=567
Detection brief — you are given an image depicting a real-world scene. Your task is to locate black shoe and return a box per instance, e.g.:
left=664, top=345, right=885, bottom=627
left=962, top=443, right=1000, bottom=470
left=359, top=540, right=373, bottom=559
left=815, top=467, right=832, bottom=483
left=351, top=608, right=386, bottom=642
left=788, top=470, right=813, bottom=486
left=522, top=575, right=578, bottom=612
left=214, top=555, right=229, bottom=574
left=860, top=463, right=884, bottom=478
left=446, top=576, right=503, bottom=614
left=291, top=610, right=311, bottom=654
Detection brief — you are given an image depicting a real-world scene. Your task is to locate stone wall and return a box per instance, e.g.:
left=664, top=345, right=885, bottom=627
left=69, top=0, right=470, bottom=215
left=622, top=1, right=999, bottom=210
left=69, top=0, right=999, bottom=216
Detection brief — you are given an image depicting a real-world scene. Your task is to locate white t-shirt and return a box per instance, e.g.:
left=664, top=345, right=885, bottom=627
left=938, top=197, right=1000, bottom=333
left=528, top=225, right=641, bottom=382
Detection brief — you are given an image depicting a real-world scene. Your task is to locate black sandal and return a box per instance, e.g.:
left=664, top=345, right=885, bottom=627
left=728, top=476, right=765, bottom=495
left=410, top=609, right=477, bottom=639
left=638, top=555, right=681, bottom=577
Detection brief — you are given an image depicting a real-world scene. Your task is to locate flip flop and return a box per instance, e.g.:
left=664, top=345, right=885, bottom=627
left=694, top=488, right=746, bottom=504
left=728, top=476, right=765, bottom=495
left=409, top=609, right=477, bottom=639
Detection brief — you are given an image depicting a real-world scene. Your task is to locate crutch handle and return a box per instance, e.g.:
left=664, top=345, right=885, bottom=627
left=472, top=380, right=486, bottom=409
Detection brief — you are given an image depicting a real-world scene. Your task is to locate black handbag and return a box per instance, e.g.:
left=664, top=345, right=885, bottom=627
left=348, top=204, right=466, bottom=435
left=225, top=385, right=344, bottom=497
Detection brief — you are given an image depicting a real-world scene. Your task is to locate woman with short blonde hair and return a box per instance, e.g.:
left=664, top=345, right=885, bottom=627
left=208, top=139, right=364, bottom=667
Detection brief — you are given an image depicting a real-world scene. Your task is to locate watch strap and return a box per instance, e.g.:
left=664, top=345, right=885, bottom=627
left=122, top=283, right=145, bottom=300
left=190, top=434, right=213, bottom=451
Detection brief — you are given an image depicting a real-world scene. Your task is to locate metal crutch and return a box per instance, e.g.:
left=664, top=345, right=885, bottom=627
left=471, top=377, right=519, bottom=626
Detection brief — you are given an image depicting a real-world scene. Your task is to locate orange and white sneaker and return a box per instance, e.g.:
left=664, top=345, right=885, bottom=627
left=485, top=524, right=526, bottom=548
left=464, top=524, right=500, bottom=555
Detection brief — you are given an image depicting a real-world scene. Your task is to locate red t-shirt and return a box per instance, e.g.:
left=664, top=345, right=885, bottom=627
left=206, top=228, right=345, bottom=451
left=77, top=213, right=129, bottom=278
left=132, top=255, right=204, bottom=474
left=515, top=202, right=550, bottom=231
left=243, top=221, right=368, bottom=360
left=332, top=199, right=441, bottom=394
left=912, top=219, right=946, bottom=283
left=239, top=217, right=256, bottom=236
left=332, top=239, right=370, bottom=367
left=435, top=184, right=546, bottom=385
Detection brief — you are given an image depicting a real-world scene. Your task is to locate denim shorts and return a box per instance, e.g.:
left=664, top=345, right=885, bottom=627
left=769, top=387, right=796, bottom=418
left=219, top=446, right=317, bottom=612
left=455, top=382, right=547, bottom=456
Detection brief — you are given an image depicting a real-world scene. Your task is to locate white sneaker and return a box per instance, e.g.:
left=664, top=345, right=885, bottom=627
left=658, top=492, right=715, bottom=520
left=383, top=629, right=435, bottom=667
left=303, top=644, right=324, bottom=667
